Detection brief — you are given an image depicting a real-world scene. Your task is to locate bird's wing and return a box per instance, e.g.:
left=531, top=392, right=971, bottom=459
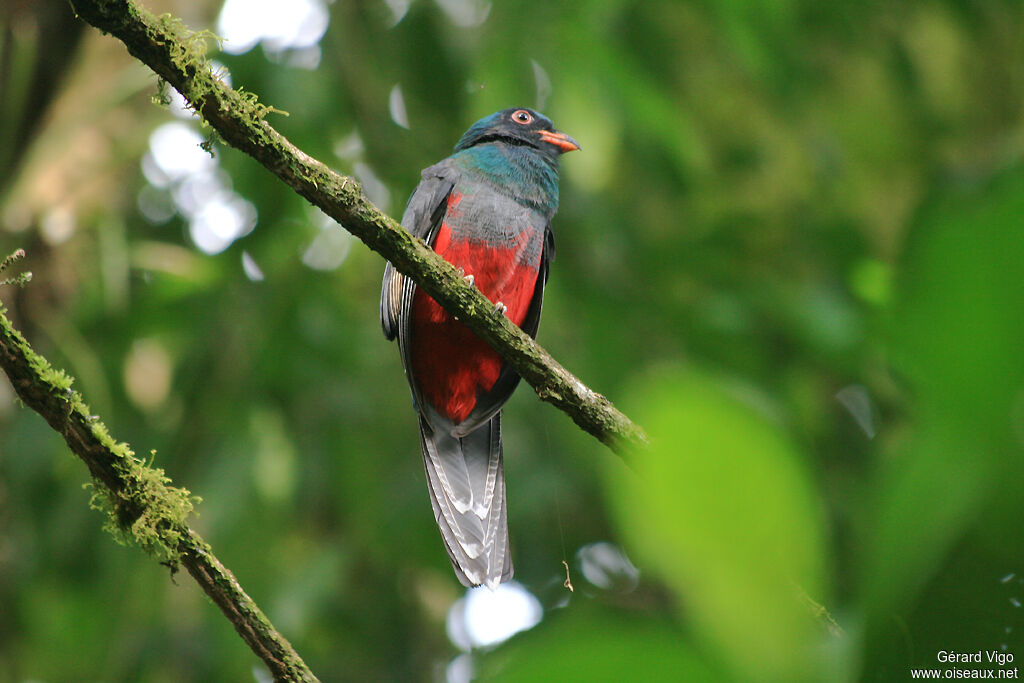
left=381, top=166, right=456, bottom=420
left=380, top=169, right=455, bottom=341
left=518, top=220, right=555, bottom=339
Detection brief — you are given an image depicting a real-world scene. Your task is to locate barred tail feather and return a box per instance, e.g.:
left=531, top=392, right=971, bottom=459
left=420, top=413, right=512, bottom=589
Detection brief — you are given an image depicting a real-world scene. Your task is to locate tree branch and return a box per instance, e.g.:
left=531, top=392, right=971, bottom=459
left=0, top=301, right=318, bottom=682
left=69, top=0, right=647, bottom=453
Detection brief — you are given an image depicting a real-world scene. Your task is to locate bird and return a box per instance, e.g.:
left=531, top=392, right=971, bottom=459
left=380, top=107, right=579, bottom=589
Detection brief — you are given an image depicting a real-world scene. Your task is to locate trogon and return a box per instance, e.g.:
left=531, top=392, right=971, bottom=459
left=380, top=108, right=579, bottom=589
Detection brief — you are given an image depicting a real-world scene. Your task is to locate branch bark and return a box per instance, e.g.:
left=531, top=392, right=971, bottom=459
left=69, top=0, right=647, bottom=453
left=0, top=301, right=318, bottom=682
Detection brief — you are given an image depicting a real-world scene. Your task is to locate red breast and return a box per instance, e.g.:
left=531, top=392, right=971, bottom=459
left=410, top=193, right=541, bottom=423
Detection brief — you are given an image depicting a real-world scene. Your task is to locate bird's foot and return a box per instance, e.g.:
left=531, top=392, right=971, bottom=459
left=463, top=273, right=475, bottom=287
left=493, top=301, right=507, bottom=316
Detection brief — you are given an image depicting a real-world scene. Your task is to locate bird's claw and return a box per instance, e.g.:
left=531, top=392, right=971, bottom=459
left=493, top=302, right=507, bottom=316
left=463, top=273, right=475, bottom=287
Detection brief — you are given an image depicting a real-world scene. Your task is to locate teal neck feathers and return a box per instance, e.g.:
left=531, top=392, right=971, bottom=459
left=452, top=143, right=560, bottom=216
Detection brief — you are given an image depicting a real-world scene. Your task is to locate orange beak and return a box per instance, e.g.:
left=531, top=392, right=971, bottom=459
left=537, top=129, right=581, bottom=153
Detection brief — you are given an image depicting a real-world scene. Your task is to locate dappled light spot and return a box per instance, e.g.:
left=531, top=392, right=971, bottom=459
left=446, top=653, right=472, bottom=683
left=835, top=384, right=876, bottom=439
left=141, top=122, right=259, bottom=254
left=137, top=185, right=176, bottom=224
left=189, top=196, right=257, bottom=255
left=388, top=84, right=410, bottom=129
left=172, top=169, right=233, bottom=218
left=242, top=251, right=265, bottom=281
left=434, top=0, right=491, bottom=28
left=333, top=130, right=365, bottom=160
left=383, top=0, right=412, bottom=26
left=140, top=152, right=171, bottom=189
left=252, top=663, right=273, bottom=683
left=577, top=541, right=640, bottom=592
left=40, top=206, right=76, bottom=245
left=531, top=60, right=551, bottom=111
left=302, top=224, right=352, bottom=271
left=124, top=338, right=173, bottom=412
left=353, top=161, right=391, bottom=212
left=217, top=0, right=329, bottom=59
left=146, top=123, right=216, bottom=184
left=166, top=85, right=198, bottom=120
left=266, top=45, right=322, bottom=70
left=446, top=581, right=542, bottom=651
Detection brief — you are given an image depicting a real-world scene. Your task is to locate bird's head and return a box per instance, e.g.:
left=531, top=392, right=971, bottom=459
left=454, top=108, right=580, bottom=156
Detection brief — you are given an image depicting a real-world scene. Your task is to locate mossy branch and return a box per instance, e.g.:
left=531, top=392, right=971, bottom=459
left=0, top=300, right=318, bottom=682
left=69, top=0, right=647, bottom=454
left=0, top=249, right=32, bottom=287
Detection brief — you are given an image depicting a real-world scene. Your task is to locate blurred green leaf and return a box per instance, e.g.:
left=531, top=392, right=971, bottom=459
left=607, top=367, right=827, bottom=682
left=864, top=168, right=1024, bottom=622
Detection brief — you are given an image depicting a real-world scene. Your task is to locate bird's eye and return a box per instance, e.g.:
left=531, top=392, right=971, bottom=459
left=511, top=110, right=533, bottom=125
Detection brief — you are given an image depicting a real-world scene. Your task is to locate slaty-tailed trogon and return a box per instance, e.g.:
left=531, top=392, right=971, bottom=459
left=380, top=108, right=578, bottom=589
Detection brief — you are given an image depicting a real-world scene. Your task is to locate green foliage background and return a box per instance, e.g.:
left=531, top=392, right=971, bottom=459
left=1, top=0, right=1022, bottom=680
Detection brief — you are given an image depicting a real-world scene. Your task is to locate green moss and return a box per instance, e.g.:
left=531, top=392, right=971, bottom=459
left=235, top=87, right=290, bottom=120
left=153, top=12, right=220, bottom=64
left=200, top=130, right=221, bottom=155
left=1, top=248, right=25, bottom=272
left=1, top=296, right=198, bottom=568
left=0, top=249, right=32, bottom=287
left=87, top=450, right=199, bottom=567
left=150, top=78, right=171, bottom=108
left=144, top=11, right=286, bottom=127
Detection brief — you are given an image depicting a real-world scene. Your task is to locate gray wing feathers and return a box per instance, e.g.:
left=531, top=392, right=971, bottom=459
left=380, top=266, right=404, bottom=341
left=420, top=412, right=512, bottom=589
left=380, top=171, right=454, bottom=340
